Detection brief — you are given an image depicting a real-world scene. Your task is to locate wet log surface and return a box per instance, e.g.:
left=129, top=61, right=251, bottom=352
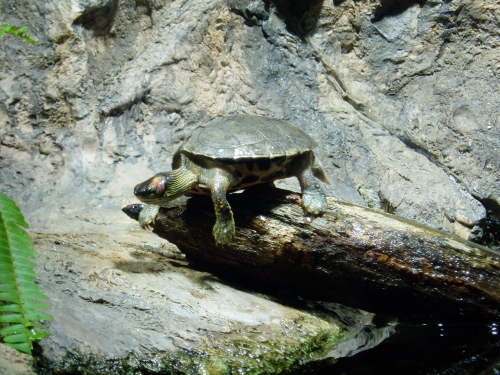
left=123, top=187, right=500, bottom=321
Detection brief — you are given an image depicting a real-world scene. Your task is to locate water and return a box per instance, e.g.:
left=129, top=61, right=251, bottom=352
left=322, top=320, right=500, bottom=374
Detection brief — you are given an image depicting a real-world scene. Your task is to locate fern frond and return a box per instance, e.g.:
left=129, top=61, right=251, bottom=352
left=0, top=194, right=51, bottom=354
left=0, top=23, right=38, bottom=44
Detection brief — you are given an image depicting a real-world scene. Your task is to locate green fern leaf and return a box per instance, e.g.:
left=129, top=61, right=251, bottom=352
left=0, top=323, right=25, bottom=335
left=7, top=342, right=32, bottom=354
left=0, top=281, right=17, bottom=290
left=4, top=332, right=29, bottom=343
left=0, top=304, right=21, bottom=312
left=0, top=313, right=24, bottom=323
left=0, top=292, right=19, bottom=302
left=30, top=330, right=50, bottom=340
left=0, top=194, right=51, bottom=354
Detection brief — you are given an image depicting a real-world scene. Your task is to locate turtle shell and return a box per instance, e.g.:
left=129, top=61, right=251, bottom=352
left=179, top=114, right=317, bottom=160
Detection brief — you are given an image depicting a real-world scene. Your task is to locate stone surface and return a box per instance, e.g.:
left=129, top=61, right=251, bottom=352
left=0, top=0, right=497, bottom=241
left=30, top=218, right=394, bottom=374
left=0, top=343, right=36, bottom=375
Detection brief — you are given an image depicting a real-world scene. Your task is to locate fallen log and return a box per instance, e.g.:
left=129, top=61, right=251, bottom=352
left=122, top=187, right=500, bottom=321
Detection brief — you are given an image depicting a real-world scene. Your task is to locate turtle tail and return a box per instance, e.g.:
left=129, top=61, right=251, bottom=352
left=312, top=158, right=330, bottom=184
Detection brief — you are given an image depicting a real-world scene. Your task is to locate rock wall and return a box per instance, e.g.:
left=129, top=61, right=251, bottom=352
left=0, top=0, right=498, bottom=240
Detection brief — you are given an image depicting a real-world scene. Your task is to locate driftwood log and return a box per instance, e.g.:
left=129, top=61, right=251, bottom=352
left=123, top=187, right=500, bottom=321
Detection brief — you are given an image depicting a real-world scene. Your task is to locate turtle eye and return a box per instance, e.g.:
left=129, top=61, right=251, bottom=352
left=148, top=175, right=167, bottom=197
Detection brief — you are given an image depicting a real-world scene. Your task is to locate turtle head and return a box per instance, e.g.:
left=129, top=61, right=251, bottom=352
left=134, top=169, right=198, bottom=204
left=134, top=173, right=170, bottom=204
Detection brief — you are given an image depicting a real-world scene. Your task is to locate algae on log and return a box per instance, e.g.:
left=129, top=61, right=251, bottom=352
left=123, top=187, right=500, bottom=321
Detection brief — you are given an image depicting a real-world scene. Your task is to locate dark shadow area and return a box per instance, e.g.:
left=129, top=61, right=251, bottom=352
left=330, top=322, right=500, bottom=375
left=113, top=243, right=188, bottom=274
left=111, top=235, right=221, bottom=289
left=182, top=246, right=497, bottom=322
left=372, top=0, right=426, bottom=23
left=175, top=183, right=287, bottom=230
left=73, top=0, right=119, bottom=36
left=476, top=197, right=500, bottom=250
left=113, top=248, right=195, bottom=274
left=114, top=259, right=165, bottom=273
left=270, top=0, right=324, bottom=37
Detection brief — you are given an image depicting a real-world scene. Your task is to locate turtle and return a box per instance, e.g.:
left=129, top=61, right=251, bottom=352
left=133, top=114, right=329, bottom=245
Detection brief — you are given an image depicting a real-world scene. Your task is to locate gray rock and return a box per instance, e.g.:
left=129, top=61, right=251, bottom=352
left=32, top=221, right=394, bottom=374
left=1, top=0, right=496, bottom=241
left=0, top=344, right=36, bottom=375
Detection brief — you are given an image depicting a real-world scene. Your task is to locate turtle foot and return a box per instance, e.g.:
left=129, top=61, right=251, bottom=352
left=138, top=204, right=160, bottom=230
left=303, top=191, right=327, bottom=216
left=213, top=218, right=236, bottom=246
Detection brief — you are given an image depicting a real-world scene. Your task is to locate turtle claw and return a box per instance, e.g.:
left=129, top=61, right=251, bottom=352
left=141, top=223, right=154, bottom=231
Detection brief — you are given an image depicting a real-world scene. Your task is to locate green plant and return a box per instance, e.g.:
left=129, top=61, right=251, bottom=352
left=0, top=23, right=37, bottom=44
left=0, top=194, right=51, bottom=354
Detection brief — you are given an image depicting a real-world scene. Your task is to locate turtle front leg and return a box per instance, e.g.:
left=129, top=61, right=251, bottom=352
left=209, top=171, right=235, bottom=246
left=298, top=168, right=327, bottom=216
left=138, top=203, right=160, bottom=229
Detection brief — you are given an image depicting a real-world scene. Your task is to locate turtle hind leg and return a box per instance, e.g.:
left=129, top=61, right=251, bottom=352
left=298, top=167, right=327, bottom=216
left=209, top=170, right=236, bottom=246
